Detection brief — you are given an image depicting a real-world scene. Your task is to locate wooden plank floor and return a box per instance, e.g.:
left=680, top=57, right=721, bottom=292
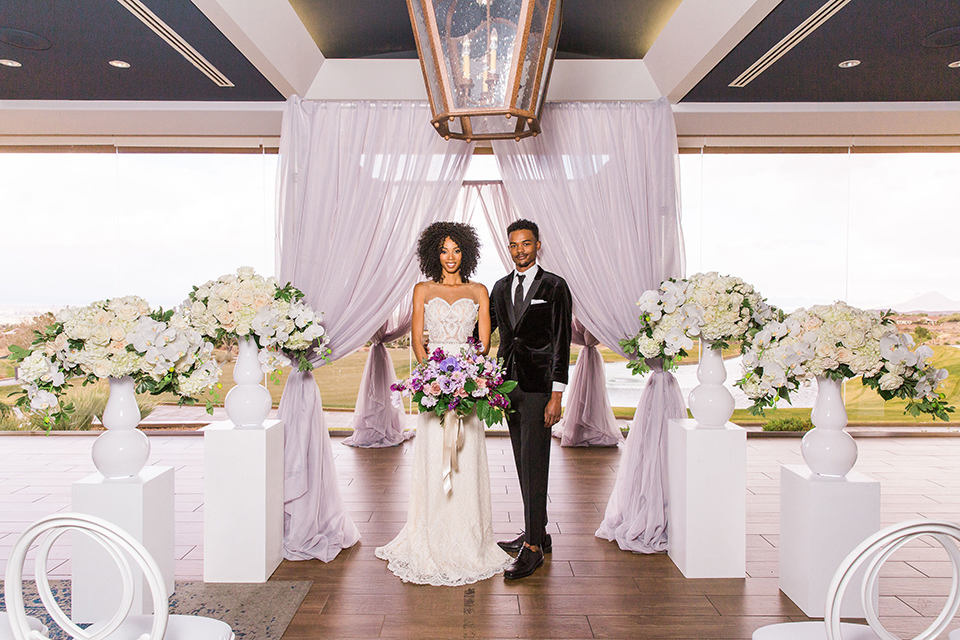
left=2, top=432, right=960, bottom=638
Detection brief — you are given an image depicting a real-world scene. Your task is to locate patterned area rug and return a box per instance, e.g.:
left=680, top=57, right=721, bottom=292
left=0, top=579, right=311, bottom=640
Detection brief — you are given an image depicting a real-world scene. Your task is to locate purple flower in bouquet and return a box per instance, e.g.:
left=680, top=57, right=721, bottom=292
left=438, top=375, right=456, bottom=394
left=439, top=356, right=460, bottom=373
left=429, top=348, right=446, bottom=362
left=411, top=376, right=425, bottom=392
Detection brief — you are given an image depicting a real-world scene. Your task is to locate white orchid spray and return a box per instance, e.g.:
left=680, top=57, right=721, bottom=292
left=620, top=272, right=775, bottom=376
left=9, top=297, right=221, bottom=430
left=736, top=301, right=953, bottom=420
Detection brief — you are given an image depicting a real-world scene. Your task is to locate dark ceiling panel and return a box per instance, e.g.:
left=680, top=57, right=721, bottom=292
left=683, top=0, right=960, bottom=102
left=0, top=0, right=283, bottom=101
left=558, top=0, right=681, bottom=59
left=288, top=0, right=682, bottom=60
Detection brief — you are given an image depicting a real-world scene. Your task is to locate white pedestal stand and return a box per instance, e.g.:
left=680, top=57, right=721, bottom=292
left=71, top=465, right=175, bottom=623
left=667, top=418, right=746, bottom=578
left=779, top=464, right=881, bottom=618
left=203, top=419, right=284, bottom=582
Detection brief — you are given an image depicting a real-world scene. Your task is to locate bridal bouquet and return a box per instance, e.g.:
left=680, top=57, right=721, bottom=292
left=620, top=272, right=775, bottom=375
left=737, top=301, right=953, bottom=420
left=8, top=297, right=221, bottom=429
left=185, top=266, right=329, bottom=373
left=390, top=339, right=517, bottom=427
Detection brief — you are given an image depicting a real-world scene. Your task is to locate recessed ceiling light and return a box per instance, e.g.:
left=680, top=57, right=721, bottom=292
left=109, top=60, right=131, bottom=68
left=950, top=61, right=960, bottom=69
left=922, top=26, right=960, bottom=48
left=0, top=59, right=22, bottom=67
left=838, top=59, right=861, bottom=68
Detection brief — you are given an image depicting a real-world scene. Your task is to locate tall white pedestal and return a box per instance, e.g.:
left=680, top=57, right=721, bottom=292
left=71, top=465, right=175, bottom=623
left=779, top=464, right=881, bottom=618
left=667, top=418, right=746, bottom=578
left=203, top=419, right=284, bottom=582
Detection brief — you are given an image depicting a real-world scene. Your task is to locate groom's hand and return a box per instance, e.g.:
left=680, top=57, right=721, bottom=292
left=544, top=392, right=563, bottom=428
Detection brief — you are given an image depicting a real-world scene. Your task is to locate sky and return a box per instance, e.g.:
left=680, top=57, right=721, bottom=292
left=1, top=149, right=959, bottom=321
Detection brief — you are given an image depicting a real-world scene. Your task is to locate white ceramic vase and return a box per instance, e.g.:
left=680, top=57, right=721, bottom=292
left=687, top=344, right=735, bottom=427
left=801, top=375, right=858, bottom=477
left=224, top=336, right=272, bottom=427
left=91, top=375, right=151, bottom=479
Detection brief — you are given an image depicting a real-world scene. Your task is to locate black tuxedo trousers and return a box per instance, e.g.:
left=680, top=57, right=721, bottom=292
left=506, top=387, right=552, bottom=547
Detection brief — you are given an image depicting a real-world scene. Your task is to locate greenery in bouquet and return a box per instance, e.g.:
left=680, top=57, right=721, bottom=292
left=8, top=296, right=221, bottom=430
left=390, top=339, right=518, bottom=427
left=185, top=266, right=329, bottom=374
left=620, top=272, right=774, bottom=376
left=737, top=301, right=953, bottom=420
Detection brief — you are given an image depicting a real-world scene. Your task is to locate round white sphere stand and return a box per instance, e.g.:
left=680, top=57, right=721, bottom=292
left=224, top=336, right=272, bottom=428
left=91, top=375, right=150, bottom=479
left=801, top=376, right=858, bottom=477
left=687, top=343, right=735, bottom=427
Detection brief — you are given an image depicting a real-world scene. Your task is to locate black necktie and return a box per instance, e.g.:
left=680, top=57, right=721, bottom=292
left=514, top=274, right=525, bottom=311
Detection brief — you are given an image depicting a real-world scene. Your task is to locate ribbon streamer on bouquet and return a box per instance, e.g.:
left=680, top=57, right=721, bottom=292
left=441, top=410, right=465, bottom=495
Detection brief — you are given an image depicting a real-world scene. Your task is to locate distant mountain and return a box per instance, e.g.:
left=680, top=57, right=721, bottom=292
left=889, top=292, right=960, bottom=314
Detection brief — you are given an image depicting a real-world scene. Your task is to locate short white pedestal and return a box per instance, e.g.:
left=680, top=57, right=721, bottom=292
left=779, top=464, right=881, bottom=618
left=71, top=465, right=175, bottom=623
left=203, top=419, right=284, bottom=582
left=667, top=418, right=746, bottom=578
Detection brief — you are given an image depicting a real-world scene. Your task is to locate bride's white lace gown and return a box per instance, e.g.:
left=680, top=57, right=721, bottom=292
left=375, top=297, right=511, bottom=586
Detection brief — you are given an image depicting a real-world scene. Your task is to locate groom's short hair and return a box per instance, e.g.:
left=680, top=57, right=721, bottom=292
left=507, top=219, right=539, bottom=241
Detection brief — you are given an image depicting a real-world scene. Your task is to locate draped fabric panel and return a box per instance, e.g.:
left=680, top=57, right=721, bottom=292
left=595, top=361, right=686, bottom=552
left=342, top=297, right=415, bottom=448
left=276, top=97, right=474, bottom=560
left=492, top=99, right=684, bottom=551
left=551, top=319, right=623, bottom=447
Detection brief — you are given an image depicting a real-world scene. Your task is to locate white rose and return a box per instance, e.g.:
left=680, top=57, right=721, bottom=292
left=878, top=372, right=903, bottom=391
left=237, top=266, right=256, bottom=280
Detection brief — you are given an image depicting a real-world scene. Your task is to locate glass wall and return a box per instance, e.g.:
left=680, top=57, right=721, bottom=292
left=681, top=150, right=960, bottom=424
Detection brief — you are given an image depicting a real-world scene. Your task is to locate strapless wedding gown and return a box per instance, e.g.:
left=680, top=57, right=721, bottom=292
left=375, top=297, right=511, bottom=586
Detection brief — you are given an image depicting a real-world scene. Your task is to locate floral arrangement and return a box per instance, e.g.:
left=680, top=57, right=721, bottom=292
left=737, top=301, right=953, bottom=420
left=390, top=340, right=517, bottom=427
left=620, top=272, right=775, bottom=376
left=8, top=296, right=221, bottom=429
left=185, top=266, right=329, bottom=373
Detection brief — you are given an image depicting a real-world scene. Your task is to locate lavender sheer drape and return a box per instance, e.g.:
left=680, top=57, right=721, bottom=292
left=552, top=319, right=623, bottom=446
left=492, top=99, right=685, bottom=551
left=277, top=97, right=474, bottom=560
left=342, top=297, right=415, bottom=448
left=595, top=360, right=686, bottom=552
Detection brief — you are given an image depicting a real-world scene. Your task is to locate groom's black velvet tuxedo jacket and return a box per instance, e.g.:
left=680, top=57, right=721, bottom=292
left=490, top=267, right=572, bottom=393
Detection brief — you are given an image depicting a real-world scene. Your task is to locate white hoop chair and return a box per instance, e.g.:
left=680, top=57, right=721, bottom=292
left=0, top=614, right=47, bottom=640
left=3, top=512, right=233, bottom=640
left=753, top=519, right=960, bottom=640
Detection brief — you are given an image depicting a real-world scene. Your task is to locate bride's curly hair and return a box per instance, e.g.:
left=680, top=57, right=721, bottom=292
left=417, top=221, right=481, bottom=282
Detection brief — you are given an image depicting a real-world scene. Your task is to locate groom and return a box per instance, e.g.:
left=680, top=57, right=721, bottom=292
left=490, top=219, right=572, bottom=579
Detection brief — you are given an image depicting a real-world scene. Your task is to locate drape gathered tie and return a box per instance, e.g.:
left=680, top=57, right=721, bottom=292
left=343, top=313, right=414, bottom=448
left=553, top=318, right=624, bottom=447
left=441, top=411, right=466, bottom=495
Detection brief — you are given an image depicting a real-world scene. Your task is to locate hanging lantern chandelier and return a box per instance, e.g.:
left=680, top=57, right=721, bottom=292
left=406, top=0, right=562, bottom=141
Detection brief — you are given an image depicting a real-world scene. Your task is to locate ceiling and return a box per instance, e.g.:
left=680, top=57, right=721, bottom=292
left=1, top=0, right=959, bottom=143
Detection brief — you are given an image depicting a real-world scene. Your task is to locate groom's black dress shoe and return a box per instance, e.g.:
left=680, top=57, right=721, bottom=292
left=504, top=545, right=544, bottom=580
left=498, top=532, right=552, bottom=554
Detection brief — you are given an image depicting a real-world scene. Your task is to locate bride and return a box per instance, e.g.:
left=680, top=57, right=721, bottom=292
left=375, top=221, right=511, bottom=586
